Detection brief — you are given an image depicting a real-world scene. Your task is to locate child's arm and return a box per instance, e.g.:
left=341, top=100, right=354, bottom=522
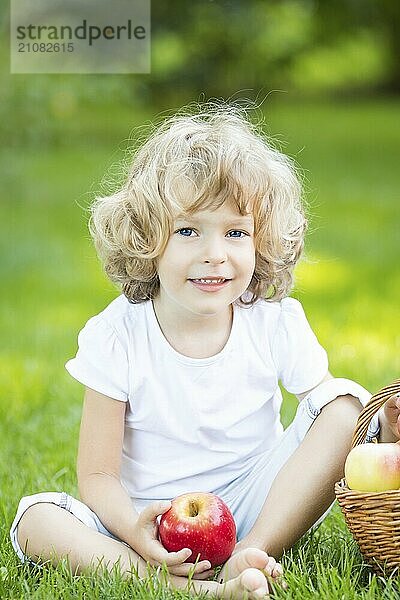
left=77, top=388, right=138, bottom=542
left=77, top=387, right=213, bottom=578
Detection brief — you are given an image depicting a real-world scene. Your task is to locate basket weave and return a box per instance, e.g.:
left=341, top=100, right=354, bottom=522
left=335, top=379, right=400, bottom=575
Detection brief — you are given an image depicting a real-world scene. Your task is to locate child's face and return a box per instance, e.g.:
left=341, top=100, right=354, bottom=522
left=155, top=200, right=256, bottom=318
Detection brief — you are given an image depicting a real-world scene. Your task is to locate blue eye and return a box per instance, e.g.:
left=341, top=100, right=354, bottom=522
left=176, top=228, right=194, bottom=237
left=228, top=230, right=247, bottom=238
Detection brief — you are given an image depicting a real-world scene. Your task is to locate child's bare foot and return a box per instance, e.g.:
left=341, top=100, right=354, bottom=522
left=218, top=547, right=286, bottom=590
left=218, top=567, right=271, bottom=599
left=168, top=548, right=286, bottom=599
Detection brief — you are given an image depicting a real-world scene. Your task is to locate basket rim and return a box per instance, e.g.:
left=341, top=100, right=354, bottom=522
left=335, top=477, right=400, bottom=498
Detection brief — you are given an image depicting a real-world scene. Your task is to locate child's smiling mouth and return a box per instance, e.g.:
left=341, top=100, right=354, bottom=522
left=188, top=278, right=232, bottom=291
left=190, top=277, right=230, bottom=284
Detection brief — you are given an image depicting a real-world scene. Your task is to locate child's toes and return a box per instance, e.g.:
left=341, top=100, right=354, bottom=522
left=265, top=560, right=288, bottom=590
left=271, top=561, right=283, bottom=578
left=240, top=568, right=270, bottom=598
left=266, top=556, right=278, bottom=574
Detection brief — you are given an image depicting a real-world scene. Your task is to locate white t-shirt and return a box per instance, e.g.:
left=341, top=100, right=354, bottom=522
left=65, top=295, right=328, bottom=504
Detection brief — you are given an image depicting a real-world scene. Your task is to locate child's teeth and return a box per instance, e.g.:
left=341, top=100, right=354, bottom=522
left=194, top=278, right=224, bottom=284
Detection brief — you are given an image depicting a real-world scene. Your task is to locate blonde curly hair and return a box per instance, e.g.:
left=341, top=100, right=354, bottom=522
left=89, top=101, right=307, bottom=306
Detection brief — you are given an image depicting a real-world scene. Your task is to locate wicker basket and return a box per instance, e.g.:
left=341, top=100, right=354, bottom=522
left=335, top=379, right=400, bottom=575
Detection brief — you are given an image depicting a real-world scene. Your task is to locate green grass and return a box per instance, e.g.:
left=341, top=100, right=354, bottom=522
left=1, top=98, right=400, bottom=598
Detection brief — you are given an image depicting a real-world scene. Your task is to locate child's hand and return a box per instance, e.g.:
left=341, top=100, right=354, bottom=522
left=380, top=393, right=400, bottom=442
left=130, top=501, right=214, bottom=579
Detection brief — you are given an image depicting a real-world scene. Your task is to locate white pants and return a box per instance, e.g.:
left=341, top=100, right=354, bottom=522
left=10, top=378, right=377, bottom=566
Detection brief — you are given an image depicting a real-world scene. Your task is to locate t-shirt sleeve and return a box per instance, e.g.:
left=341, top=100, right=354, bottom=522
left=65, top=315, right=129, bottom=402
left=271, top=297, right=329, bottom=394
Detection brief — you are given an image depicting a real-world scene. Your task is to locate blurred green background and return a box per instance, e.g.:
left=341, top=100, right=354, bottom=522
left=0, top=0, right=399, bottom=551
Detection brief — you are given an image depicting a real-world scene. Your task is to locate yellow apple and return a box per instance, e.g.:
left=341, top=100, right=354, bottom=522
left=345, top=441, right=400, bottom=492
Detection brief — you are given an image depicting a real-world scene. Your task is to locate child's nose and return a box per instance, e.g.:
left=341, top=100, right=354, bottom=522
left=203, top=238, right=227, bottom=264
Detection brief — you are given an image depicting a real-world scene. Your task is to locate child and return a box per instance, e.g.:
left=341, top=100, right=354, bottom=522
left=10, top=103, right=400, bottom=599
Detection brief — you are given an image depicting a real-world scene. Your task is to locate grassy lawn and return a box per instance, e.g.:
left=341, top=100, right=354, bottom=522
left=1, top=98, right=399, bottom=598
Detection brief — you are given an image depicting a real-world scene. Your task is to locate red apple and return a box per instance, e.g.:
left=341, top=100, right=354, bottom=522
left=345, top=441, right=400, bottom=492
left=159, top=492, right=236, bottom=567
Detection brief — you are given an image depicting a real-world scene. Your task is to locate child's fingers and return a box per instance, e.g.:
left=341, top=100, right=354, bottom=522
left=388, top=393, right=400, bottom=408
left=168, top=561, right=213, bottom=577
left=144, top=542, right=192, bottom=567
left=158, top=547, right=212, bottom=573
left=380, top=396, right=400, bottom=441
left=383, top=394, right=400, bottom=421
left=140, top=500, right=172, bottom=524
left=160, top=547, right=193, bottom=566
left=192, top=568, right=215, bottom=579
